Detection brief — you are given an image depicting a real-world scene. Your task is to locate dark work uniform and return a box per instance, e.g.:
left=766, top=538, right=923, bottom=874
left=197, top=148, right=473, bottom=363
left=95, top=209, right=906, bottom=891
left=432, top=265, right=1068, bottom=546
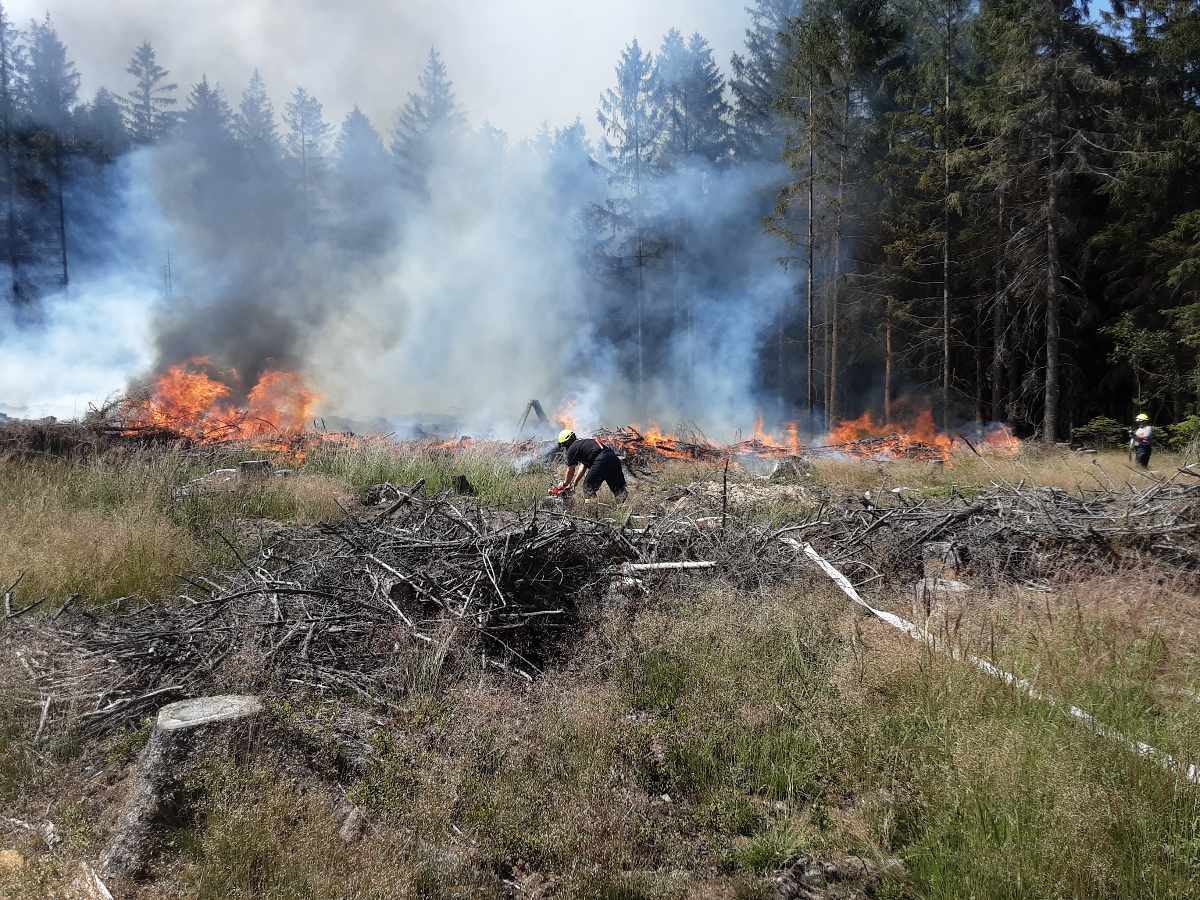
left=565, top=437, right=627, bottom=499
left=1133, top=425, right=1153, bottom=468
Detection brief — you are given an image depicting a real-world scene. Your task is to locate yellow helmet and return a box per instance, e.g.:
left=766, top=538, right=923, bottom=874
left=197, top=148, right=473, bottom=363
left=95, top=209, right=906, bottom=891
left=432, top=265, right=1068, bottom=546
left=1136, top=413, right=1150, bottom=423
left=557, top=428, right=576, bottom=445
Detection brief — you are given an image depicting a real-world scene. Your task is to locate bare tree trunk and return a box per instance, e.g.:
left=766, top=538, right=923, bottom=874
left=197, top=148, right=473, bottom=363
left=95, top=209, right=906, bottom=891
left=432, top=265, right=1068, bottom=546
left=1008, top=336, right=1022, bottom=423
left=634, top=110, right=645, bottom=413
left=830, top=82, right=849, bottom=427
left=1045, top=182, right=1061, bottom=442
left=941, top=5, right=953, bottom=432
left=824, top=285, right=831, bottom=423
left=991, top=193, right=1006, bottom=420
left=55, top=137, right=68, bottom=286
left=806, top=81, right=816, bottom=421
left=636, top=236, right=645, bottom=410
left=1044, top=6, right=1062, bottom=443
left=884, top=296, right=893, bottom=422
left=0, top=16, right=18, bottom=302
left=974, top=293, right=984, bottom=428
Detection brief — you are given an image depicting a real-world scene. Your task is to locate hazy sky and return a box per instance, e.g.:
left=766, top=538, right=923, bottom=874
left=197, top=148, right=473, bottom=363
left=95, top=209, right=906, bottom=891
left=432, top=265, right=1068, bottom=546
left=9, top=1, right=751, bottom=142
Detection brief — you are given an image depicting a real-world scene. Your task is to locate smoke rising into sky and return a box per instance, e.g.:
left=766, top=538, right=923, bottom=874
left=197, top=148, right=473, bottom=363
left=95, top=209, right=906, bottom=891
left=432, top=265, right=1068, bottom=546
left=7, top=0, right=749, bottom=141
left=0, top=0, right=801, bottom=435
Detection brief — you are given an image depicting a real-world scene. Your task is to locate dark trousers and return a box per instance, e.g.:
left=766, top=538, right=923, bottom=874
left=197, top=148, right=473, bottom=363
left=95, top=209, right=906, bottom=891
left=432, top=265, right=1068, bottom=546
left=1135, top=444, right=1152, bottom=468
left=582, top=448, right=627, bottom=498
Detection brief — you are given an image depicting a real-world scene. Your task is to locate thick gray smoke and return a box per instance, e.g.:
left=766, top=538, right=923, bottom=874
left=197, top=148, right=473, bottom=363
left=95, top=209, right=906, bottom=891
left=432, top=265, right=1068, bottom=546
left=135, top=125, right=793, bottom=436
left=0, top=152, right=163, bottom=419
left=0, top=6, right=801, bottom=437
left=0, top=134, right=794, bottom=434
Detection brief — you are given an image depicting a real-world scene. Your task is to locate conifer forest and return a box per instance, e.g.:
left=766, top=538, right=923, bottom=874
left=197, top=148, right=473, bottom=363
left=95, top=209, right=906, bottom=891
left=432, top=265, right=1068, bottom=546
left=1, top=1, right=1198, bottom=442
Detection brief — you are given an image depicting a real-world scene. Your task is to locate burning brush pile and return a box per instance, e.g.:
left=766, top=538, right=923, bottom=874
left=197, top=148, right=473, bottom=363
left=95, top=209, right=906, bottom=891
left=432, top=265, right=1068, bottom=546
left=598, top=411, right=1020, bottom=471
left=112, top=357, right=318, bottom=451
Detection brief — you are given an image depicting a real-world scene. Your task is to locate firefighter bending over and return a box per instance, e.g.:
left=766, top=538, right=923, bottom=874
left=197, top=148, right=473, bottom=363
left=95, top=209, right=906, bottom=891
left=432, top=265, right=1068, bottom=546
left=1131, top=413, right=1153, bottom=468
left=553, top=429, right=628, bottom=501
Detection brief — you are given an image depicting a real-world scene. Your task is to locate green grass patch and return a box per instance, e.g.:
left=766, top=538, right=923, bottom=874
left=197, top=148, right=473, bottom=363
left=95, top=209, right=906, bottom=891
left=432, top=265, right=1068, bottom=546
left=306, top=443, right=548, bottom=508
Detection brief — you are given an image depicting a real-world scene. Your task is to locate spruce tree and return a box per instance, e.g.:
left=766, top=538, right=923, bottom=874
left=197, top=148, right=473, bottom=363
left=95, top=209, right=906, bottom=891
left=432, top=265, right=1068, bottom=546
left=730, top=0, right=804, bottom=161
left=598, top=38, right=666, bottom=406
left=24, top=14, right=79, bottom=287
left=333, top=105, right=392, bottom=250
left=78, top=87, right=128, bottom=160
left=969, top=0, right=1118, bottom=440
left=121, top=41, right=177, bottom=144
left=180, top=75, right=234, bottom=155
left=336, top=105, right=388, bottom=175
left=657, top=29, right=732, bottom=169
left=233, top=69, right=282, bottom=165
left=282, top=85, right=331, bottom=225
left=391, top=47, right=465, bottom=195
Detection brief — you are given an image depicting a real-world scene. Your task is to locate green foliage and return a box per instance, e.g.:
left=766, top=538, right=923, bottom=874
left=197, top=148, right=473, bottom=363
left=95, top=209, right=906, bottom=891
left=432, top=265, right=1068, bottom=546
left=305, top=444, right=547, bottom=509
left=1167, top=415, right=1200, bottom=450
left=737, top=822, right=807, bottom=873
left=1071, top=416, right=1129, bottom=447
left=1103, top=311, right=1182, bottom=406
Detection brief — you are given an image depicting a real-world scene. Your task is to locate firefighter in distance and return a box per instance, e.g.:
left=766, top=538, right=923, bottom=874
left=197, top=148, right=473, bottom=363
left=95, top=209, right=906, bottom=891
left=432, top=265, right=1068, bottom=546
left=1130, top=413, right=1153, bottom=468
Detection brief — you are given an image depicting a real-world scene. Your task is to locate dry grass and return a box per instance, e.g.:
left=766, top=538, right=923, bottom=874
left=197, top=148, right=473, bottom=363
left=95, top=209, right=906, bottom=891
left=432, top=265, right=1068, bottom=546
left=4, top=443, right=1200, bottom=899
left=810, top=447, right=1186, bottom=497
left=305, top=442, right=551, bottom=509
left=5, top=571, right=1199, bottom=898
left=0, top=452, right=354, bottom=606
left=0, top=452, right=203, bottom=603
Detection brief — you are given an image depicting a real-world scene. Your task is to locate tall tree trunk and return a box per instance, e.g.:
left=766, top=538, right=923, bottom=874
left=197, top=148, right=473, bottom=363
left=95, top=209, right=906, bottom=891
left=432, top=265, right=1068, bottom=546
left=1008, top=335, right=1022, bottom=422
left=941, top=5, right=953, bottom=432
left=830, top=82, right=849, bottom=427
left=54, top=137, right=68, bottom=287
left=633, top=113, right=644, bottom=413
left=1044, top=5, right=1063, bottom=443
left=883, top=296, right=893, bottom=422
left=991, top=192, right=1006, bottom=420
left=806, top=80, right=816, bottom=421
left=636, top=234, right=645, bottom=411
left=974, top=293, right=984, bottom=428
left=1045, top=194, right=1061, bottom=442
left=0, top=18, right=18, bottom=303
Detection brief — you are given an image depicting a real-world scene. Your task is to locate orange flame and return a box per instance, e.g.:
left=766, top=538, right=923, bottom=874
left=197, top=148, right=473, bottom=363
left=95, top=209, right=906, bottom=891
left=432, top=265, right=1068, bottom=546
left=977, top=422, right=1021, bottom=456
left=829, top=409, right=953, bottom=460
left=125, top=357, right=318, bottom=446
left=553, top=398, right=577, bottom=433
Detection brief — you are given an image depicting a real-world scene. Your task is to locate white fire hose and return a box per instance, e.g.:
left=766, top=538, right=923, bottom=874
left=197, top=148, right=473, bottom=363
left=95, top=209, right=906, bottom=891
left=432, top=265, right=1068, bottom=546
left=786, top=538, right=1200, bottom=786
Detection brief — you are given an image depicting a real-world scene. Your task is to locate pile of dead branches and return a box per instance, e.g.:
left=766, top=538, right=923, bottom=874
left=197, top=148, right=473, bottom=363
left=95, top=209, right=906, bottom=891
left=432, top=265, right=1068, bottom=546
left=803, top=477, right=1200, bottom=581
left=9, top=483, right=648, bottom=734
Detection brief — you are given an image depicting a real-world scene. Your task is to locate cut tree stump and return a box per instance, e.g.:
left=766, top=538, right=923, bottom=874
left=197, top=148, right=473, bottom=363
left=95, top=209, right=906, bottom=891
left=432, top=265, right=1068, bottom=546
left=451, top=474, right=476, bottom=496
left=921, top=542, right=964, bottom=579
left=238, top=459, right=273, bottom=480
left=100, top=695, right=263, bottom=880
left=912, top=577, right=970, bottom=624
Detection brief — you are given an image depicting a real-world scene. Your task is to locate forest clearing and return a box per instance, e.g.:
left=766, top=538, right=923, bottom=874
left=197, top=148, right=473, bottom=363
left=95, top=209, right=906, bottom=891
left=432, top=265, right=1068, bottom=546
left=2, top=415, right=1200, bottom=898
left=3, top=0, right=1200, bottom=897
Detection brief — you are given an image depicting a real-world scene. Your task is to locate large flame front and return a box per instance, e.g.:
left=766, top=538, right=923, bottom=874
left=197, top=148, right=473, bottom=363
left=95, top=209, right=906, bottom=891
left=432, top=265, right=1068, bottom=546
left=125, top=357, right=318, bottom=443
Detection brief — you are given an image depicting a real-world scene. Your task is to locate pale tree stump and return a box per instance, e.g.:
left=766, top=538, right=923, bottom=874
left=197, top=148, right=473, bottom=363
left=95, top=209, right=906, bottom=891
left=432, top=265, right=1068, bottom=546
left=100, top=695, right=263, bottom=880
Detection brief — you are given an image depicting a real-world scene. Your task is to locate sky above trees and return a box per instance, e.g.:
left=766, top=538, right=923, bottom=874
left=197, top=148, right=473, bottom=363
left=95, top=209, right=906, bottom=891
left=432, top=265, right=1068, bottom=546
left=6, top=0, right=750, bottom=140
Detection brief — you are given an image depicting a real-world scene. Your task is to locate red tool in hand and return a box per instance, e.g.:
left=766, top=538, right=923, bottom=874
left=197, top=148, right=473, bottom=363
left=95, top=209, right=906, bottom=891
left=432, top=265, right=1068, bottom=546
left=548, top=484, right=572, bottom=497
